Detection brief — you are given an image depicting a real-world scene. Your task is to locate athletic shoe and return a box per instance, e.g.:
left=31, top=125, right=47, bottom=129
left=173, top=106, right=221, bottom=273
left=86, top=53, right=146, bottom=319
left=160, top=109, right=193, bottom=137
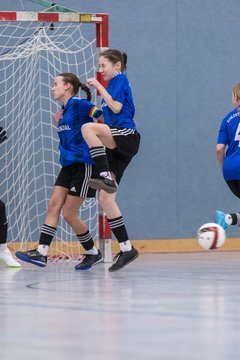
left=215, top=210, right=229, bottom=231
left=75, top=250, right=103, bottom=270
left=15, top=249, right=47, bottom=267
left=108, top=246, right=139, bottom=272
left=0, top=247, right=21, bottom=268
left=88, top=177, right=118, bottom=194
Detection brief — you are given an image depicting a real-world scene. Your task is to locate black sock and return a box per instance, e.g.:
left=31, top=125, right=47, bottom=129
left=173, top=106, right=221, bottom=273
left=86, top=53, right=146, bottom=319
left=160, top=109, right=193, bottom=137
left=90, top=146, right=110, bottom=174
left=0, top=200, right=7, bottom=244
left=107, top=216, right=129, bottom=243
left=77, top=230, right=95, bottom=250
left=39, top=224, right=57, bottom=246
left=230, top=213, right=238, bottom=225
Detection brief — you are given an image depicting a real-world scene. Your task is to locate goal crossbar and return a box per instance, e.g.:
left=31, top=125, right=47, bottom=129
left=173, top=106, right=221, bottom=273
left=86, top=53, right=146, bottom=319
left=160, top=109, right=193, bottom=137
left=0, top=11, right=109, bottom=48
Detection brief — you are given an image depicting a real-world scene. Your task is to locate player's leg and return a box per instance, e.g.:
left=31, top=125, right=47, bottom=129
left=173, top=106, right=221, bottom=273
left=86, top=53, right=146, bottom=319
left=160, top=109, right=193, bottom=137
left=87, top=127, right=140, bottom=195
left=15, top=185, right=68, bottom=267
left=99, top=188, right=138, bottom=272
left=63, top=195, right=103, bottom=270
left=81, top=123, right=118, bottom=193
left=0, top=200, right=21, bottom=268
left=99, top=133, right=140, bottom=271
left=62, top=163, right=103, bottom=270
left=215, top=180, right=240, bottom=230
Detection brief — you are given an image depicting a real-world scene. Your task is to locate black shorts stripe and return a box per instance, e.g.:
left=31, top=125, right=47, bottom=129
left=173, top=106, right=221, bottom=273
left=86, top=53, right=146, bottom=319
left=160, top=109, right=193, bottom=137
left=110, top=127, right=136, bottom=136
left=80, top=164, right=92, bottom=198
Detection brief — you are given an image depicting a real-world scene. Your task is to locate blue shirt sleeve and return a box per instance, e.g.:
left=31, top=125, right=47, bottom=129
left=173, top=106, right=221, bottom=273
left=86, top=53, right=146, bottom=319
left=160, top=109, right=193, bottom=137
left=217, top=118, right=228, bottom=145
left=110, top=75, right=127, bottom=104
left=76, top=99, right=102, bottom=119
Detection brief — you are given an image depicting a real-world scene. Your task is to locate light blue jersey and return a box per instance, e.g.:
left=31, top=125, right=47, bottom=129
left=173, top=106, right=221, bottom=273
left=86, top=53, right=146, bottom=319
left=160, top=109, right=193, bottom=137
left=57, top=96, right=102, bottom=166
left=217, top=107, right=240, bottom=180
left=102, top=72, right=136, bottom=129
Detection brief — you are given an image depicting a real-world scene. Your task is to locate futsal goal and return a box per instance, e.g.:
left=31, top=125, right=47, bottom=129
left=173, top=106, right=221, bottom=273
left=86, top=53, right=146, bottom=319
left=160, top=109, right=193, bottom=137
left=0, top=11, right=110, bottom=260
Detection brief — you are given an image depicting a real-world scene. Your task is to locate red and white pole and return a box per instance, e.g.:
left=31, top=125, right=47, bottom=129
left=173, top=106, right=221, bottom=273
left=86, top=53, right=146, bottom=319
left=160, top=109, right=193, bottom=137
left=95, top=14, right=112, bottom=262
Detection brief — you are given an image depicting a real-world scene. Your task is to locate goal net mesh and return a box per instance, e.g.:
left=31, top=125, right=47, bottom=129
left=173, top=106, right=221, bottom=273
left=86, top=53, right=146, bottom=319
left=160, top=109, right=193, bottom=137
left=0, top=19, right=99, bottom=260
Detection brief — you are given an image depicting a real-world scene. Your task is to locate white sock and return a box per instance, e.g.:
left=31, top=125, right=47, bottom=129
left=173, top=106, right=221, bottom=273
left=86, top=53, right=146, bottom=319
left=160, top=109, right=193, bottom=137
left=100, top=171, right=113, bottom=180
left=225, top=214, right=233, bottom=225
left=38, top=244, right=49, bottom=256
left=0, top=243, right=7, bottom=251
left=86, top=246, right=98, bottom=255
left=119, top=240, right=132, bottom=252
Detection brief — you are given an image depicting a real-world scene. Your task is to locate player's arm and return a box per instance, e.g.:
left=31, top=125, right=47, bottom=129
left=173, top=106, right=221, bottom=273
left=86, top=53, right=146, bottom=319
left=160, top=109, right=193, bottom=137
left=216, top=143, right=225, bottom=168
left=89, top=105, right=104, bottom=123
left=0, top=127, right=7, bottom=145
left=87, top=78, right=122, bottom=114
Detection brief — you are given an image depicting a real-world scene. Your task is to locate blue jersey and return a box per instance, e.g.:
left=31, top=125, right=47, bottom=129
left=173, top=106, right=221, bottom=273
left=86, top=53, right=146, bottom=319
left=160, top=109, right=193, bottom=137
left=217, top=107, right=240, bottom=180
left=102, top=72, right=136, bottom=129
left=57, top=96, right=102, bottom=166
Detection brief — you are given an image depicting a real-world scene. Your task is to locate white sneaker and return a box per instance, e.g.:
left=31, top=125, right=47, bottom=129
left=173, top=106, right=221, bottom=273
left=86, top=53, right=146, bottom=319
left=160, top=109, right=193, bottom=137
left=0, top=247, right=21, bottom=268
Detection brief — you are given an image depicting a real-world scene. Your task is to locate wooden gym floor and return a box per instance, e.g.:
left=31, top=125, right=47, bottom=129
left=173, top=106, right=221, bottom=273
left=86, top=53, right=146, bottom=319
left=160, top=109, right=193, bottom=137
left=1, top=249, right=240, bottom=360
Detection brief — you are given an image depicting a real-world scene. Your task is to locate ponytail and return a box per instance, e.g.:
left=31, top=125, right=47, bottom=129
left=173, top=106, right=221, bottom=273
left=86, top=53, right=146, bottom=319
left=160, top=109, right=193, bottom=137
left=58, top=73, right=92, bottom=101
left=80, top=82, right=92, bottom=102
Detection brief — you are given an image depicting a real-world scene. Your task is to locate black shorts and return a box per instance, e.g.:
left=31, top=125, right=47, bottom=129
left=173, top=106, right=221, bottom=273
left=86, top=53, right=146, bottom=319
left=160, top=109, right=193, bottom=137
left=106, top=127, right=141, bottom=184
left=226, top=180, right=240, bottom=199
left=55, top=163, right=98, bottom=198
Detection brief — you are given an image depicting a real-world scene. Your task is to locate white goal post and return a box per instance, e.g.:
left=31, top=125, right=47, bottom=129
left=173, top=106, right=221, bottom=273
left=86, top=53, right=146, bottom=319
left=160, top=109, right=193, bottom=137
left=0, top=11, right=111, bottom=260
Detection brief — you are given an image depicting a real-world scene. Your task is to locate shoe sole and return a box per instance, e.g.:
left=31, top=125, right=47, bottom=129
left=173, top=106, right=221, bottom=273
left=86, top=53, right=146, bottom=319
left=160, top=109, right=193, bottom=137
left=6, top=264, right=21, bottom=268
left=108, top=253, right=139, bottom=272
left=88, top=179, right=118, bottom=194
left=75, top=257, right=103, bottom=271
left=15, top=251, right=47, bottom=268
left=0, top=259, right=21, bottom=268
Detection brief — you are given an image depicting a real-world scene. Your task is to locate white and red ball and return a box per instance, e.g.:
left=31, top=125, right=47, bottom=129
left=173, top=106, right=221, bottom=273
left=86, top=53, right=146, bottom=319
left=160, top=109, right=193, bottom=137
left=197, top=223, right=226, bottom=250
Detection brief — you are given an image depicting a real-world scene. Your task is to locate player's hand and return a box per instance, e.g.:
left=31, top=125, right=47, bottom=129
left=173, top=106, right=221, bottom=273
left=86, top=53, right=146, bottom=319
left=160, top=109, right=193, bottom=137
left=0, top=127, right=7, bottom=144
left=53, top=109, right=63, bottom=127
left=87, top=78, right=101, bottom=89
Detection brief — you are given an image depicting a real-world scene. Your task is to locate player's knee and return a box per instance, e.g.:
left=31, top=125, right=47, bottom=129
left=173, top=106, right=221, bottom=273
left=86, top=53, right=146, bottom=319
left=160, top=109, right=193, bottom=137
left=63, top=208, right=75, bottom=225
left=47, top=198, right=62, bottom=216
left=81, top=122, right=92, bottom=138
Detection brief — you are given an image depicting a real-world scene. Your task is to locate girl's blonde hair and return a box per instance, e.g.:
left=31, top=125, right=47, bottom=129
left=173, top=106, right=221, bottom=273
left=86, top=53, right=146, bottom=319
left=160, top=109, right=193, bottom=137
left=232, top=83, right=240, bottom=102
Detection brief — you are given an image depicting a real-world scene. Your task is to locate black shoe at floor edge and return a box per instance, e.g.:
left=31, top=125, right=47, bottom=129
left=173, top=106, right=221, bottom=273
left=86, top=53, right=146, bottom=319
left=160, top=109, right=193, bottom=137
left=108, top=246, right=139, bottom=272
left=75, top=250, right=103, bottom=270
left=88, top=177, right=118, bottom=194
left=15, top=249, right=47, bottom=267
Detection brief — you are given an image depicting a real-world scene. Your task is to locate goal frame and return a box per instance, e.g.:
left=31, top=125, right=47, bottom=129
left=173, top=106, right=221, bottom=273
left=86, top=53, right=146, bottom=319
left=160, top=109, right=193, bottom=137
left=0, top=11, right=109, bottom=48
left=0, top=10, right=112, bottom=260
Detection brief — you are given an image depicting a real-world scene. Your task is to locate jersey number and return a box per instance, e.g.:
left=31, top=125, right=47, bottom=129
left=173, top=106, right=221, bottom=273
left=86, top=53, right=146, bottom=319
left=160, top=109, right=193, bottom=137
left=235, top=123, right=240, bottom=147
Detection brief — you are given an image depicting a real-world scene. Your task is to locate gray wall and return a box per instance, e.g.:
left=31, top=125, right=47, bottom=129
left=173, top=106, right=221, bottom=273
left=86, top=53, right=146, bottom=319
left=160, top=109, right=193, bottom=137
left=1, top=0, right=240, bottom=240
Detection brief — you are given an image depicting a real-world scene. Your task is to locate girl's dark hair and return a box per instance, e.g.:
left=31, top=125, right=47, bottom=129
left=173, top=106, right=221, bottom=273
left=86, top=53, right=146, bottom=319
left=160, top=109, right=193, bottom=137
left=99, top=49, right=127, bottom=72
left=58, top=73, right=92, bottom=101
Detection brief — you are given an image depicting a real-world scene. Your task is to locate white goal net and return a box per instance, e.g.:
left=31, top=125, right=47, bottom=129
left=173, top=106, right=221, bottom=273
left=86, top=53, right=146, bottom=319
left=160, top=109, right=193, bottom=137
left=0, top=13, right=105, bottom=260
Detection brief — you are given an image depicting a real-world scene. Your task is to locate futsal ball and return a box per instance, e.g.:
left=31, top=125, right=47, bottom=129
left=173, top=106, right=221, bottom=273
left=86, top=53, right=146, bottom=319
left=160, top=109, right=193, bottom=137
left=197, top=222, right=226, bottom=250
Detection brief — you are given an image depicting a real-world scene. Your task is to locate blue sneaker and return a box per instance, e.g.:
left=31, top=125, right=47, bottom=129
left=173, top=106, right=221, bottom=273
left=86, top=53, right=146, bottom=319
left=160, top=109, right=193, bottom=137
left=15, top=249, right=47, bottom=267
left=215, top=210, right=229, bottom=231
left=75, top=250, right=103, bottom=270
